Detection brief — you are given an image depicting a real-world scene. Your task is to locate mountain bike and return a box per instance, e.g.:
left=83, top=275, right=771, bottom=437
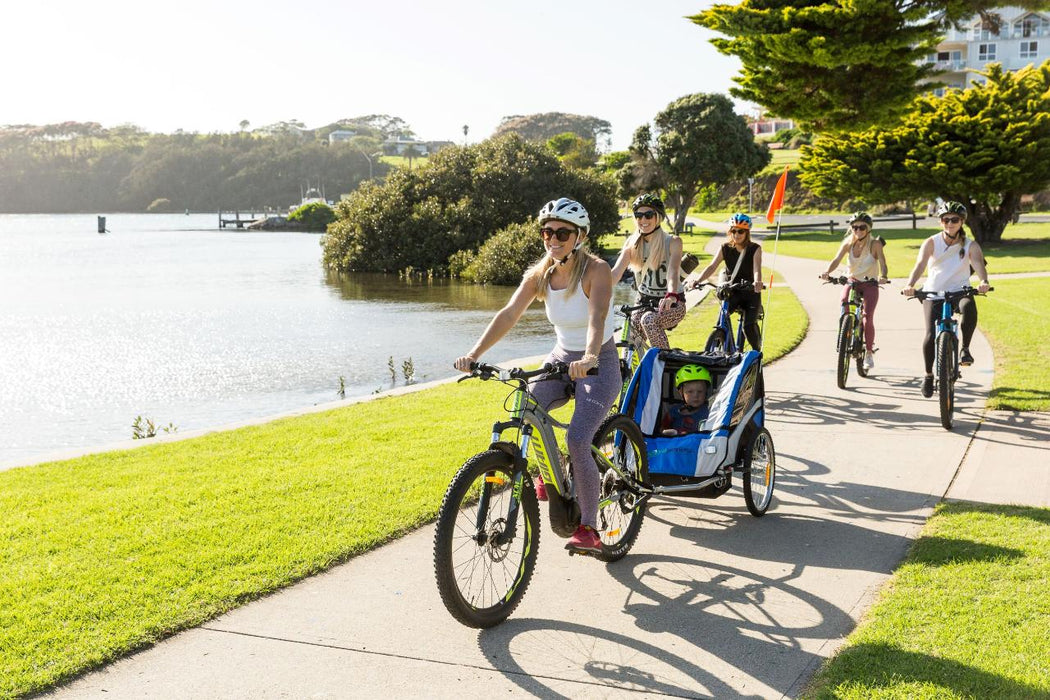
left=691, top=280, right=764, bottom=355
left=433, top=361, right=649, bottom=628
left=823, top=276, right=888, bottom=389
left=908, top=286, right=992, bottom=430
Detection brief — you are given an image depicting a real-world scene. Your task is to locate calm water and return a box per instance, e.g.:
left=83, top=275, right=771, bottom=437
left=0, top=213, right=629, bottom=468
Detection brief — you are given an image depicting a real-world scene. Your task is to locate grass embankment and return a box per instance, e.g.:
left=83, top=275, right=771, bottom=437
left=804, top=502, right=1050, bottom=698
left=0, top=379, right=508, bottom=697
left=770, top=223, right=1050, bottom=411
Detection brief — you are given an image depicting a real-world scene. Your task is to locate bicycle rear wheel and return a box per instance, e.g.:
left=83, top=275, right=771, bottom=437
left=936, top=332, right=956, bottom=430
left=433, top=450, right=539, bottom=628
left=836, top=315, right=853, bottom=389
left=743, top=428, right=776, bottom=517
left=592, top=414, right=648, bottom=562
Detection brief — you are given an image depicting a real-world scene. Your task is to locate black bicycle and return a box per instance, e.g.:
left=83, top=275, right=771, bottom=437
left=908, top=286, right=992, bottom=430
left=823, top=276, right=888, bottom=389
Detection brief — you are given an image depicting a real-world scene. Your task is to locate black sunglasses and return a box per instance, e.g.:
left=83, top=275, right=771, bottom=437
left=941, top=216, right=962, bottom=224
left=729, top=227, right=748, bottom=235
left=851, top=224, right=869, bottom=231
left=634, top=210, right=659, bottom=220
left=540, top=226, right=577, bottom=242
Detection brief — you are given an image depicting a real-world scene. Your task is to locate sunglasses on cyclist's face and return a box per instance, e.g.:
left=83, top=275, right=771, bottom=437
left=634, top=210, right=659, bottom=220
left=851, top=224, right=869, bottom=231
left=941, top=216, right=962, bottom=224
left=729, top=227, right=748, bottom=236
left=540, top=226, right=577, bottom=242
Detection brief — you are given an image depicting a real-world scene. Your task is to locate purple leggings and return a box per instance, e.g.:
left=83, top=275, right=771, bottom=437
left=841, top=282, right=880, bottom=352
left=529, top=339, right=620, bottom=529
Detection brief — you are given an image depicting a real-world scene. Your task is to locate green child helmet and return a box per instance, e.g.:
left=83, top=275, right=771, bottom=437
left=936, top=201, right=968, bottom=219
left=632, top=193, right=666, bottom=219
left=675, top=364, right=712, bottom=388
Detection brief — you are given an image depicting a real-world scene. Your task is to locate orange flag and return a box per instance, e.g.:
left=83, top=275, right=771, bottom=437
left=766, top=166, right=789, bottom=224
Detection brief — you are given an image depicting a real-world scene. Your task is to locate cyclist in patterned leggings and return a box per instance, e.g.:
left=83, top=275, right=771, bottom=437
left=454, top=198, right=619, bottom=555
left=611, top=193, right=686, bottom=349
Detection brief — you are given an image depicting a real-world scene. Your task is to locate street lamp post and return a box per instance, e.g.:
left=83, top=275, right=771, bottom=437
left=360, top=150, right=382, bottom=180
left=463, top=124, right=469, bottom=145
left=747, top=177, right=755, bottom=214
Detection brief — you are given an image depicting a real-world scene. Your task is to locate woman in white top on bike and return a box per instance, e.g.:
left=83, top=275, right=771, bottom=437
left=819, top=211, right=889, bottom=370
left=902, top=200, right=991, bottom=398
left=454, top=198, right=620, bottom=555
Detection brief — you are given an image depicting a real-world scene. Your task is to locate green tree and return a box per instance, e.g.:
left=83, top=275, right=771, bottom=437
left=322, top=133, right=619, bottom=275
left=799, top=63, right=1050, bottom=244
left=546, top=132, right=599, bottom=169
left=493, top=113, right=612, bottom=151
left=624, top=93, right=770, bottom=233
left=691, top=0, right=1047, bottom=132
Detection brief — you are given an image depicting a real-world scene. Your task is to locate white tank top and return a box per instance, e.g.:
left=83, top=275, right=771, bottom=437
left=544, top=284, right=617, bottom=351
left=847, top=237, right=880, bottom=280
left=922, top=233, right=972, bottom=293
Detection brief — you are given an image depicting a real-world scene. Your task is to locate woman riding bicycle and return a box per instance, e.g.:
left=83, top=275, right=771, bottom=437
left=819, top=211, right=889, bottom=370
left=902, top=200, right=991, bottom=398
left=453, top=197, right=620, bottom=554
left=610, top=193, right=685, bottom=350
left=685, top=213, right=764, bottom=351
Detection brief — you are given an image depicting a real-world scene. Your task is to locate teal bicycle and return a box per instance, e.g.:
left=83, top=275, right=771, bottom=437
left=433, top=361, right=648, bottom=628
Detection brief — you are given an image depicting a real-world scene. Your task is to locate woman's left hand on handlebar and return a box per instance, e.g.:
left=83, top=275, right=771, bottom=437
left=978, top=280, right=990, bottom=293
left=569, top=354, right=598, bottom=380
left=753, top=280, right=764, bottom=293
left=453, top=355, right=476, bottom=373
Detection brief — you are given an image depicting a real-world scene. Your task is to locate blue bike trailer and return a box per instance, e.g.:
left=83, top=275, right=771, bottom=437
left=621, top=348, right=765, bottom=478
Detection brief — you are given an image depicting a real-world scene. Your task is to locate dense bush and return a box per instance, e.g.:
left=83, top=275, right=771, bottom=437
left=455, top=221, right=546, bottom=285
left=322, top=134, right=619, bottom=274
left=287, top=201, right=336, bottom=231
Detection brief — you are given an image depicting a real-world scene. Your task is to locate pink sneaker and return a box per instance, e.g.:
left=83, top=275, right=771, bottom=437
left=565, top=525, right=602, bottom=554
left=534, top=473, right=548, bottom=502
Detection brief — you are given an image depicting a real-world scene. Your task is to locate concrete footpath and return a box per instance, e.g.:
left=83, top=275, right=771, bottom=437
left=50, top=251, right=1049, bottom=698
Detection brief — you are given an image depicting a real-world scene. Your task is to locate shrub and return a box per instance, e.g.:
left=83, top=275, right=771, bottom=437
left=288, top=201, right=336, bottom=231
left=146, top=197, right=174, bottom=212
left=457, top=221, right=546, bottom=285
left=321, top=134, right=619, bottom=274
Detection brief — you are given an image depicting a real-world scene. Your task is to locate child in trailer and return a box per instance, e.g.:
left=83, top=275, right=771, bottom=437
left=661, top=365, right=712, bottom=436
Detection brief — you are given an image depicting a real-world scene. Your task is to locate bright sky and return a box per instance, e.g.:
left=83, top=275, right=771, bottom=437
left=2, top=0, right=748, bottom=151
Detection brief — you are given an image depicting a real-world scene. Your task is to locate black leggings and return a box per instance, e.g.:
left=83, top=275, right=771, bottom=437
left=728, top=289, right=763, bottom=351
left=922, top=297, right=977, bottom=373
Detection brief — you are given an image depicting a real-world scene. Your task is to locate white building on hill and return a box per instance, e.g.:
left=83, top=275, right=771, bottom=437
left=927, top=6, right=1050, bottom=94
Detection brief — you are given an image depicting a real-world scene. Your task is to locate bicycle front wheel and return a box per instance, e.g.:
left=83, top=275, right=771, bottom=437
left=936, top=332, right=956, bottom=430
left=433, top=450, right=540, bottom=628
left=592, top=414, right=648, bottom=562
left=705, top=328, right=727, bottom=355
left=836, top=315, right=853, bottom=389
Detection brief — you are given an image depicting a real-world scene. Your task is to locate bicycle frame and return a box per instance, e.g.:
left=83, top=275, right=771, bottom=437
left=477, top=366, right=638, bottom=538
left=614, top=300, right=655, bottom=407
left=714, top=299, right=747, bottom=355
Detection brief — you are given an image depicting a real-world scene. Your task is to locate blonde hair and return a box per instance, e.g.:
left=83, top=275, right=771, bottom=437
left=627, top=228, right=671, bottom=277
left=523, top=244, right=592, bottom=301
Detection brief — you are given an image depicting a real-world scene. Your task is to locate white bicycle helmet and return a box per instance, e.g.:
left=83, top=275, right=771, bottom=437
left=538, top=197, right=590, bottom=234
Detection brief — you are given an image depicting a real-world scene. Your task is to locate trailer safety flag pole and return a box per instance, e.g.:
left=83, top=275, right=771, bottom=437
left=762, top=166, right=789, bottom=340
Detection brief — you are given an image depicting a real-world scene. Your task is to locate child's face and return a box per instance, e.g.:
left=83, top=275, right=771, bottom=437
left=680, top=380, right=708, bottom=407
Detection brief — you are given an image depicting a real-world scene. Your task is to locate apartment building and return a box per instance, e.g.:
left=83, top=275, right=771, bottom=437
left=927, top=6, right=1050, bottom=94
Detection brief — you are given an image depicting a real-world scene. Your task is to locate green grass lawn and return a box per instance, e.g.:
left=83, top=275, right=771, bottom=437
left=0, top=379, right=509, bottom=697
left=769, top=222, right=1050, bottom=277
left=803, top=501, right=1050, bottom=699
left=979, top=276, right=1050, bottom=411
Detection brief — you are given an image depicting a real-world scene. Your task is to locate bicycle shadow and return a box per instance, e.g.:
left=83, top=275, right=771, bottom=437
left=476, top=557, right=841, bottom=698
left=971, top=410, right=1050, bottom=448
left=764, top=389, right=984, bottom=430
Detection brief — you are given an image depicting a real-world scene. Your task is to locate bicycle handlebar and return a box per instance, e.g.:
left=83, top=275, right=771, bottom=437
left=461, top=360, right=598, bottom=383
left=905, top=285, right=994, bottom=302
left=821, top=275, right=890, bottom=286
